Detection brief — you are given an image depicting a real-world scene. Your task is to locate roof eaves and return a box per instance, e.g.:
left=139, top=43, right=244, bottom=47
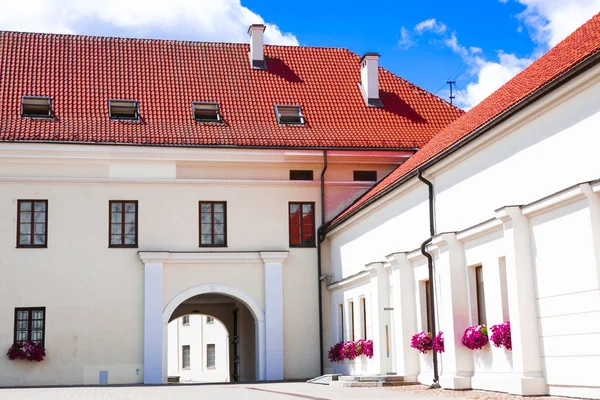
left=324, top=47, right=600, bottom=234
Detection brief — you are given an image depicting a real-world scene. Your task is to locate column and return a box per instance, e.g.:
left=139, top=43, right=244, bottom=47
left=432, top=233, right=472, bottom=389
left=139, top=252, right=170, bottom=385
left=386, top=252, right=419, bottom=381
left=582, top=183, right=600, bottom=290
left=495, top=207, right=546, bottom=395
left=365, top=262, right=393, bottom=374
left=260, top=251, right=289, bottom=380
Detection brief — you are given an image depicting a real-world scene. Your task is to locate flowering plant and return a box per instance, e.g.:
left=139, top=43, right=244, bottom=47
left=461, top=325, right=489, bottom=350
left=411, top=331, right=444, bottom=354
left=7, top=342, right=45, bottom=362
left=328, top=339, right=374, bottom=363
left=490, top=321, right=512, bottom=350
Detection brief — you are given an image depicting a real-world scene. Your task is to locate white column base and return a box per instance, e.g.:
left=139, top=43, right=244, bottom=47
left=508, top=375, right=547, bottom=396
left=439, top=374, right=472, bottom=390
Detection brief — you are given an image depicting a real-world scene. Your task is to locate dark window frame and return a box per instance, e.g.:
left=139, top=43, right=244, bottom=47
left=108, top=99, right=139, bottom=121
left=425, top=280, right=432, bottom=332
left=192, top=101, right=222, bottom=123
left=182, top=345, right=191, bottom=369
left=353, top=170, right=378, bottom=182
left=199, top=201, right=227, bottom=247
left=274, top=105, right=305, bottom=125
left=16, top=199, right=48, bottom=248
left=361, top=297, right=367, bottom=339
left=288, top=202, right=316, bottom=248
left=290, top=170, right=314, bottom=181
left=206, top=344, right=216, bottom=369
left=21, top=96, right=53, bottom=119
left=349, top=300, right=355, bottom=341
left=339, top=304, right=344, bottom=342
left=108, top=200, right=139, bottom=248
left=475, top=265, right=487, bottom=325
left=14, top=307, right=46, bottom=347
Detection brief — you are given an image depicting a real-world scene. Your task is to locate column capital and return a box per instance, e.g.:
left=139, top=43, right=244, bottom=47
left=365, top=261, right=386, bottom=277
left=385, top=252, right=410, bottom=270
left=260, top=251, right=289, bottom=264
left=138, top=251, right=170, bottom=265
left=495, top=205, right=523, bottom=223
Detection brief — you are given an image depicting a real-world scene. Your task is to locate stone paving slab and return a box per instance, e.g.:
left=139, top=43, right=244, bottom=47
left=0, top=382, right=472, bottom=400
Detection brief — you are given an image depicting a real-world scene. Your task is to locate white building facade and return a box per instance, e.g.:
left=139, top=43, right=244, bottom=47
left=322, top=14, right=600, bottom=400
left=167, top=315, right=229, bottom=383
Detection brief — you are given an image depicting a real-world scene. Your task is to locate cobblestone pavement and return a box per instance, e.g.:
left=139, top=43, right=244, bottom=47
left=0, top=382, right=473, bottom=400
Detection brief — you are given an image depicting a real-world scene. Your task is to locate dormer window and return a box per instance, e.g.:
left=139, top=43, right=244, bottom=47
left=109, top=100, right=138, bottom=121
left=275, top=105, right=304, bottom=125
left=193, top=102, right=221, bottom=123
left=22, top=97, right=52, bottom=118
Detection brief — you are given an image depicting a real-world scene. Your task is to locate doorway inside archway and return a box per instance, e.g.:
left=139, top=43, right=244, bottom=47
left=166, top=293, right=256, bottom=383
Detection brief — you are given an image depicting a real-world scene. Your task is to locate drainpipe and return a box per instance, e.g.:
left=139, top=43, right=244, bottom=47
left=316, top=150, right=328, bottom=375
left=418, top=170, right=440, bottom=388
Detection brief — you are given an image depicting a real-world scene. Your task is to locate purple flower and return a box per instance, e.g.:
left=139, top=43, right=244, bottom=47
left=433, top=331, right=445, bottom=353
left=490, top=321, right=512, bottom=351
left=7, top=341, right=45, bottom=362
left=461, top=325, right=489, bottom=350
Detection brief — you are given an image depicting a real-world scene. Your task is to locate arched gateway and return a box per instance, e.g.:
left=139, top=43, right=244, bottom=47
left=138, top=251, right=288, bottom=384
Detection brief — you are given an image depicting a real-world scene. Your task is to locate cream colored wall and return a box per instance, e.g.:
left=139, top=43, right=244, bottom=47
left=0, top=146, right=400, bottom=386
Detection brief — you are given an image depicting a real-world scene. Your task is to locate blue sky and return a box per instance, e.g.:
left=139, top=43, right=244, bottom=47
left=1, top=0, right=599, bottom=108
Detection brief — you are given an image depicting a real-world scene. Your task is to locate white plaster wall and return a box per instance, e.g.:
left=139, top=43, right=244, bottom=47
left=167, top=315, right=229, bottom=382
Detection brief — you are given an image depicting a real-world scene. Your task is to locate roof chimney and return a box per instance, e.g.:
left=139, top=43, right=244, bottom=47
left=359, top=52, right=382, bottom=107
left=248, top=24, right=267, bottom=70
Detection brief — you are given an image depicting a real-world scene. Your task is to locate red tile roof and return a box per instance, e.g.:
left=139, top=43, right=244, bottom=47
left=329, top=12, right=600, bottom=228
left=0, top=32, right=462, bottom=148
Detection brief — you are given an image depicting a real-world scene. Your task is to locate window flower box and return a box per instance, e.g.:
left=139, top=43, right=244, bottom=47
left=462, top=325, right=489, bottom=350
left=328, top=339, right=373, bottom=363
left=7, top=342, right=45, bottom=362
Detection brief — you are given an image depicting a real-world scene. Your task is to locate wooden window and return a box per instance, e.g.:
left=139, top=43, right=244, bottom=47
left=274, top=105, right=304, bottom=125
left=338, top=304, right=345, bottom=342
left=207, top=344, right=216, bottom=368
left=199, top=202, right=227, bottom=247
left=289, top=170, right=313, bottom=181
left=193, top=102, right=221, bottom=123
left=361, top=297, right=367, bottom=339
left=424, top=280, right=432, bottom=332
left=17, top=200, right=48, bottom=248
left=349, top=301, right=355, bottom=341
left=182, top=315, right=190, bottom=325
left=475, top=266, right=487, bottom=325
left=353, top=170, right=377, bottom=182
left=109, top=201, right=138, bottom=248
left=289, top=202, right=315, bottom=247
left=206, top=316, right=214, bottom=324
left=14, top=307, right=46, bottom=347
left=22, top=96, right=52, bottom=118
left=182, top=345, right=190, bottom=369
left=109, top=100, right=138, bottom=120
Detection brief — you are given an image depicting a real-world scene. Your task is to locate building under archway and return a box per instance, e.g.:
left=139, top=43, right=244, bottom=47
left=166, top=294, right=256, bottom=382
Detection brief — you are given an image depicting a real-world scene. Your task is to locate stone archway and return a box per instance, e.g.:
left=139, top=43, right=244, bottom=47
left=161, top=284, right=266, bottom=383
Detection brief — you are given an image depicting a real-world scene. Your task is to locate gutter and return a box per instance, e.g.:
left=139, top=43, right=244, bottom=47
left=326, top=49, right=600, bottom=233
left=418, top=170, right=440, bottom=387
left=316, top=149, right=328, bottom=375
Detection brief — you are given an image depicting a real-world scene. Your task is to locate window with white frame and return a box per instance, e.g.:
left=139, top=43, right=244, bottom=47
left=421, top=280, right=432, bottom=332
left=182, top=345, right=190, bottom=369
left=359, top=297, right=367, bottom=339
left=338, top=304, right=344, bottom=342
left=182, top=315, right=190, bottom=325
left=475, top=265, right=487, bottom=325
left=348, top=300, right=355, bottom=341
left=207, top=344, right=216, bottom=368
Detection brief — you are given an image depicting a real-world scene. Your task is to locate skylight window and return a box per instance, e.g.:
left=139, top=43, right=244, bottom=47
left=109, top=100, right=138, bottom=121
left=275, top=105, right=304, bottom=125
left=22, top=97, right=52, bottom=118
left=193, top=102, right=221, bottom=122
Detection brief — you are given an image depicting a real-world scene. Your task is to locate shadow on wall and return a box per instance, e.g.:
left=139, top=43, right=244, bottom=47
left=379, top=91, right=426, bottom=124
left=265, top=57, right=303, bottom=83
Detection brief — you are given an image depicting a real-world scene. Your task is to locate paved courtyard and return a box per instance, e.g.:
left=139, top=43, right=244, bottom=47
left=0, top=383, right=471, bottom=400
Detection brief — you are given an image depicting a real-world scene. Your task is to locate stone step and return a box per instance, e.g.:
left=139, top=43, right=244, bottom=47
left=330, top=380, right=419, bottom=388
left=306, top=374, right=341, bottom=385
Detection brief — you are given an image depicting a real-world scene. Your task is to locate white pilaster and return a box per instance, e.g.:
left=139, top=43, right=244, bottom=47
left=582, top=183, right=600, bottom=290
left=432, top=233, right=472, bottom=389
left=139, top=252, right=169, bottom=384
left=365, top=262, right=393, bottom=374
left=260, top=251, right=289, bottom=380
left=495, top=207, right=546, bottom=395
left=386, top=253, right=419, bottom=381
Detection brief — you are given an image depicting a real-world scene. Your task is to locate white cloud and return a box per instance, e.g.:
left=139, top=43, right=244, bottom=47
left=0, top=0, right=298, bottom=45
left=414, top=18, right=447, bottom=34
left=514, top=0, right=600, bottom=47
left=398, top=27, right=415, bottom=49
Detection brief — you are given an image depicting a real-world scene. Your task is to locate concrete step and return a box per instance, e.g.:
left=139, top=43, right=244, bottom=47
left=331, top=375, right=419, bottom=387
left=306, top=374, right=341, bottom=385
left=330, top=380, right=419, bottom=388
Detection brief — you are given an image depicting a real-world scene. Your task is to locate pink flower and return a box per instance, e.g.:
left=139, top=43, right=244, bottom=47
left=462, top=325, right=489, bottom=350
left=7, top=342, right=45, bottom=362
left=490, top=321, right=512, bottom=351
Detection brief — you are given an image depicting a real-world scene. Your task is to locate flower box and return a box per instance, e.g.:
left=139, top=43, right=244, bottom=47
left=328, top=339, right=373, bottom=363
left=461, top=325, right=489, bottom=350
left=7, top=342, right=45, bottom=362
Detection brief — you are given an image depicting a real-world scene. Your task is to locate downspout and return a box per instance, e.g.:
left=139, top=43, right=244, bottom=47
left=418, top=169, right=440, bottom=388
left=316, top=149, right=328, bottom=375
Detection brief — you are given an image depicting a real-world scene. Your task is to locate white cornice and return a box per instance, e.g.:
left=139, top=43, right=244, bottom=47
left=259, top=251, right=290, bottom=264
left=327, top=270, right=370, bottom=291
left=0, top=142, right=412, bottom=165
left=0, top=176, right=375, bottom=188
left=456, top=218, right=502, bottom=242
left=138, top=251, right=285, bottom=265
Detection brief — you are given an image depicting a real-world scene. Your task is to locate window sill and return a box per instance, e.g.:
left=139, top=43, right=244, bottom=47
left=289, top=245, right=317, bottom=249
left=109, top=245, right=139, bottom=249
left=16, top=245, right=48, bottom=249
left=198, top=245, right=228, bottom=248
left=206, top=367, right=216, bottom=370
